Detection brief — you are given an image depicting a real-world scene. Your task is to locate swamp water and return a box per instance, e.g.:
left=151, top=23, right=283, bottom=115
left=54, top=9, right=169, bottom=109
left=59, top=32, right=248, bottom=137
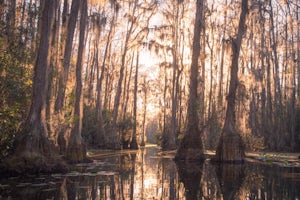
left=0, top=146, right=299, bottom=199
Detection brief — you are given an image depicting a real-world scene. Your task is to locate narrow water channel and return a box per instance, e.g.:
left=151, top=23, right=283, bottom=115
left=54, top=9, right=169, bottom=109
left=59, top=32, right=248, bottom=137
left=0, top=145, right=299, bottom=199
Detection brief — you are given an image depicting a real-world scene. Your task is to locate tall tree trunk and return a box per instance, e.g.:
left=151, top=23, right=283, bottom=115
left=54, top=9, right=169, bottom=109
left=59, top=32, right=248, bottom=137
left=130, top=52, right=139, bottom=149
left=6, top=0, right=16, bottom=45
left=87, top=40, right=97, bottom=104
left=19, top=0, right=27, bottom=46
left=103, top=42, right=113, bottom=111
left=0, top=0, right=5, bottom=22
left=35, top=0, right=45, bottom=58
left=214, top=0, right=248, bottom=163
left=218, top=0, right=227, bottom=110
left=199, top=0, right=206, bottom=125
left=94, top=14, right=116, bottom=148
left=110, top=50, right=125, bottom=149
left=207, top=15, right=214, bottom=120
left=266, top=50, right=273, bottom=144
left=162, top=54, right=168, bottom=146
left=103, top=41, right=114, bottom=111
left=161, top=54, right=168, bottom=147
left=298, top=0, right=300, bottom=98
left=111, top=2, right=137, bottom=149
left=177, top=25, right=185, bottom=139
left=287, top=4, right=296, bottom=151
left=140, top=77, right=147, bottom=147
left=269, top=0, right=283, bottom=150
left=94, top=47, right=107, bottom=148
left=163, top=2, right=179, bottom=150
left=175, top=0, right=205, bottom=161
left=54, top=0, right=78, bottom=155
left=122, top=55, right=133, bottom=119
left=46, top=0, right=61, bottom=141
left=258, top=0, right=267, bottom=143
left=53, top=0, right=69, bottom=86
left=3, top=0, right=67, bottom=174
left=54, top=0, right=80, bottom=112
left=28, top=0, right=39, bottom=53
left=66, top=0, right=87, bottom=163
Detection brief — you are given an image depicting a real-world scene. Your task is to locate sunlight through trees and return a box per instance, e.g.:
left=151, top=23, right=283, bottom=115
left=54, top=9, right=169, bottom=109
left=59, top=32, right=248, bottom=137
left=0, top=0, right=299, bottom=173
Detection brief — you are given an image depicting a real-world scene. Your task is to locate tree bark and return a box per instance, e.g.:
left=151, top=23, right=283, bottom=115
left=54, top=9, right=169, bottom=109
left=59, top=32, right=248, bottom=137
left=218, top=4, right=227, bottom=109
left=130, top=52, right=139, bottom=149
left=2, top=0, right=67, bottom=174
left=298, top=0, right=300, bottom=98
left=269, top=0, right=283, bottom=150
left=6, top=0, right=16, bottom=45
left=287, top=4, right=296, bottom=151
left=214, top=0, right=248, bottom=163
left=140, top=77, right=147, bottom=147
left=199, top=1, right=206, bottom=125
left=207, top=13, right=214, bottom=120
left=94, top=14, right=115, bottom=148
left=54, top=0, right=78, bottom=154
left=111, top=1, right=137, bottom=149
left=175, top=0, right=205, bottom=161
left=163, top=2, right=179, bottom=150
left=46, top=0, right=61, bottom=141
left=54, top=0, right=80, bottom=112
left=66, top=0, right=87, bottom=163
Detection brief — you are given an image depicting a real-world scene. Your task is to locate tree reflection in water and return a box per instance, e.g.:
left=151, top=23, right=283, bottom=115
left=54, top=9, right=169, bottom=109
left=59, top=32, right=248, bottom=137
left=214, top=163, right=245, bottom=200
left=0, top=146, right=300, bottom=199
left=176, top=161, right=203, bottom=199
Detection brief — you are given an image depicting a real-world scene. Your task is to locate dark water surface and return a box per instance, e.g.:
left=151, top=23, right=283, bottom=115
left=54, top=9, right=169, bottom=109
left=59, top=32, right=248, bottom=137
left=0, top=146, right=299, bottom=199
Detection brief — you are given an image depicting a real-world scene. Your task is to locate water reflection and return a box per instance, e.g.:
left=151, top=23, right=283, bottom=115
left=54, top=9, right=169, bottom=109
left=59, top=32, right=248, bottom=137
left=214, top=163, right=245, bottom=200
left=176, top=161, right=203, bottom=199
left=0, top=146, right=299, bottom=199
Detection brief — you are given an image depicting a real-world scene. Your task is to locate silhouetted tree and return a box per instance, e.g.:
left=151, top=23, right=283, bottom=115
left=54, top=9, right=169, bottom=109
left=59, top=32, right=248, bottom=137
left=214, top=0, right=248, bottom=163
left=175, top=0, right=205, bottom=161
